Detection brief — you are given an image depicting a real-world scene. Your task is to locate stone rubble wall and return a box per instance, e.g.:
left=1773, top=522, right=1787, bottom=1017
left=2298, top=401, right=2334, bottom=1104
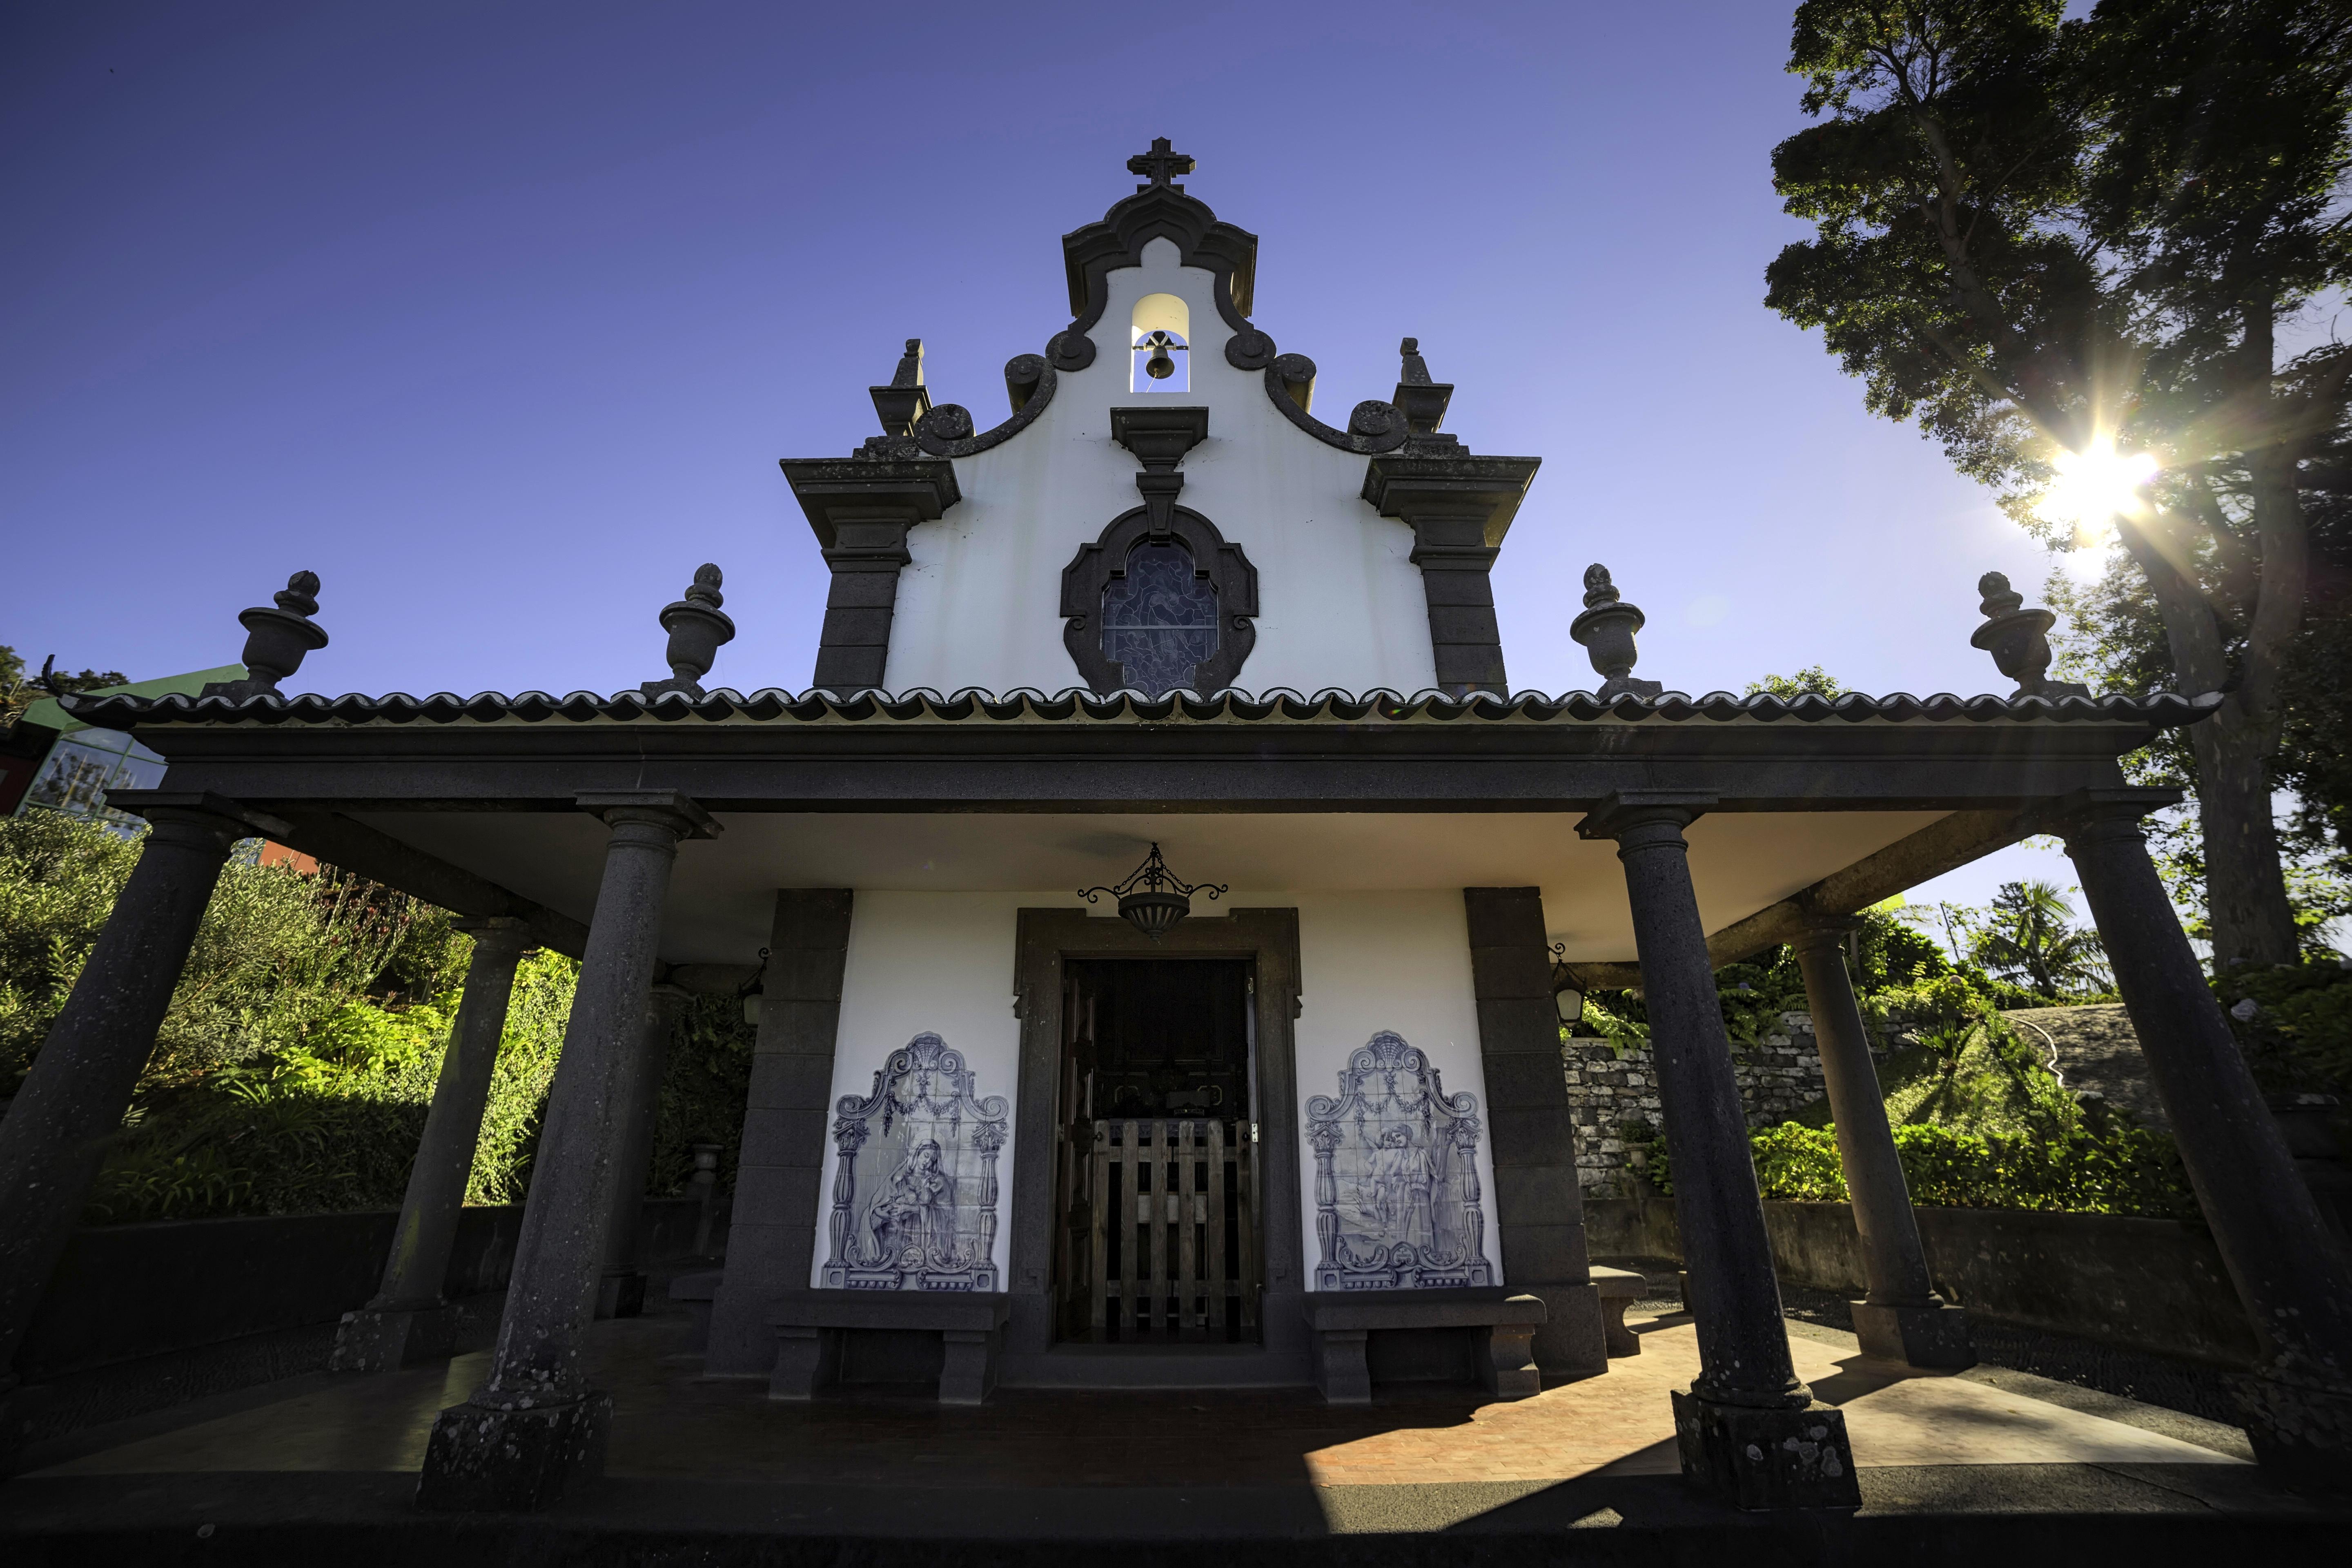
left=1566, top=1012, right=1872, bottom=1193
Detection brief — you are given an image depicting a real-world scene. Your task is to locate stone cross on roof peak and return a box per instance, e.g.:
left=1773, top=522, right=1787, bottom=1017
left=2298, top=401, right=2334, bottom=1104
left=1127, top=137, right=1194, bottom=193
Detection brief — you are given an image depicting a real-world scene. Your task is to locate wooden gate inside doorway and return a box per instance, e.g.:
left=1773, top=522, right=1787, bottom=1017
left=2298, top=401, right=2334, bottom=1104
left=1079, top=1118, right=1259, bottom=1342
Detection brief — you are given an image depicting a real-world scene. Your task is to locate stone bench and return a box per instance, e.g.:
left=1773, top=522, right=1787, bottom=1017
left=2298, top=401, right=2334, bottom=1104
left=768, top=1291, right=1011, bottom=1405
left=1301, top=1287, right=1547, bottom=1404
left=1591, top=1265, right=1647, bottom=1356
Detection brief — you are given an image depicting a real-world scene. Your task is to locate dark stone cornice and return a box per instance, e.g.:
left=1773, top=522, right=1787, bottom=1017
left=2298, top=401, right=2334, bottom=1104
left=63, top=686, right=2226, bottom=731
left=1361, top=455, right=1543, bottom=548
left=778, top=459, right=961, bottom=550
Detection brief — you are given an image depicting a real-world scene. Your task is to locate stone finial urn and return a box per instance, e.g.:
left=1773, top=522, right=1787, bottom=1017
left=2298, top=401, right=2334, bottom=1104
left=203, top=572, right=328, bottom=699
left=1969, top=572, right=2087, bottom=698
left=1569, top=564, right=1662, bottom=699
left=644, top=564, right=736, bottom=698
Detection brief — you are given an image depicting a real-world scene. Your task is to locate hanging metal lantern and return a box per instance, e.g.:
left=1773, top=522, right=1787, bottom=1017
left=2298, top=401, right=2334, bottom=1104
left=1078, top=842, right=1226, bottom=941
left=737, top=946, right=771, bottom=1026
left=1550, top=942, right=1586, bottom=1028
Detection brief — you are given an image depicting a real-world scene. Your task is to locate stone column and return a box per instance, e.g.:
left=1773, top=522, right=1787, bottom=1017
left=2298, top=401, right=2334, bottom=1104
left=0, top=801, right=244, bottom=1391
left=1584, top=798, right=1859, bottom=1510
left=1462, top=887, right=1605, bottom=1374
left=332, top=917, right=534, bottom=1372
left=416, top=793, right=715, bottom=1512
left=706, top=889, right=854, bottom=1376
left=2060, top=794, right=2352, bottom=1488
left=1790, top=922, right=1973, bottom=1369
left=592, top=981, right=690, bottom=1319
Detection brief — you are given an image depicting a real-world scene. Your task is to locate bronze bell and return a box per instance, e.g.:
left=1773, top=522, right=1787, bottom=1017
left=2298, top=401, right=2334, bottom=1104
left=1141, top=330, right=1179, bottom=381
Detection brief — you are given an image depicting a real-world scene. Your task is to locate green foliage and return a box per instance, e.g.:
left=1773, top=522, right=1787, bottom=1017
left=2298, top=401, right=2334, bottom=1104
left=1743, top=1119, right=2194, bottom=1220
left=1969, top=880, right=2110, bottom=998
left=1744, top=667, right=1849, bottom=701
left=0, top=810, right=141, bottom=1087
left=1576, top=996, right=1650, bottom=1057
left=1770, top=0, right=2352, bottom=968
left=2211, top=960, right=2352, bottom=1096
left=647, top=992, right=757, bottom=1200
left=78, top=948, right=586, bottom=1223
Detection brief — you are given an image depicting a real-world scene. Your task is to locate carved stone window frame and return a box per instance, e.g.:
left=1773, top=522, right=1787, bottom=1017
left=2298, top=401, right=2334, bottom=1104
left=1059, top=506, right=1260, bottom=695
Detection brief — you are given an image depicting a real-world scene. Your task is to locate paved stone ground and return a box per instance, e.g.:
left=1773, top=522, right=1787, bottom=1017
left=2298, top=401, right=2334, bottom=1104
left=4, top=1292, right=2332, bottom=1561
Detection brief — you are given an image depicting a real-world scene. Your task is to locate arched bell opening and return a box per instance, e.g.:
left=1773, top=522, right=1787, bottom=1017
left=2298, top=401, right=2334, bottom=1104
left=1130, top=292, right=1191, bottom=392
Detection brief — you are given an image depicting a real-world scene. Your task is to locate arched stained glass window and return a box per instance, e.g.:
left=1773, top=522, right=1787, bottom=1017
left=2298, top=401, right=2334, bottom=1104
left=1100, top=541, right=1219, bottom=694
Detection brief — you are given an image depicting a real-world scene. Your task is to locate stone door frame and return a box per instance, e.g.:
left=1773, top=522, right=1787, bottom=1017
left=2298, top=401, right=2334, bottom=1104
left=1006, top=907, right=1307, bottom=1376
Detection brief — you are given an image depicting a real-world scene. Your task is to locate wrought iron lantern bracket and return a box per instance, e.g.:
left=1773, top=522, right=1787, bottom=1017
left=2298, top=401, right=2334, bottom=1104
left=1078, top=842, right=1227, bottom=940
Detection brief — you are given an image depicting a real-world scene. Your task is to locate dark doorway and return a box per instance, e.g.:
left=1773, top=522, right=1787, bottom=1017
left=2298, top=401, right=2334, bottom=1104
left=1054, top=958, right=1262, bottom=1343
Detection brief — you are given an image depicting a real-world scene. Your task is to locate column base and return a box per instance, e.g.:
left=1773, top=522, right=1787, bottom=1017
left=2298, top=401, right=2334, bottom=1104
left=1671, top=1390, right=1861, bottom=1510
left=2234, top=1370, right=2352, bottom=1495
left=415, top=1392, right=612, bottom=1511
left=328, top=1301, right=456, bottom=1373
left=1851, top=1300, right=1975, bottom=1370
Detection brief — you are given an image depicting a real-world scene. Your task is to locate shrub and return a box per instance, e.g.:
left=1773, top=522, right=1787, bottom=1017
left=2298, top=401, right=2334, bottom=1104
left=2211, top=961, right=2352, bottom=1097
left=1733, top=1119, right=2195, bottom=1220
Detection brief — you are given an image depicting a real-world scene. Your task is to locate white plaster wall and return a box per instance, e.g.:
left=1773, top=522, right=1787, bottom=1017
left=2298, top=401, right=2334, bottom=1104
left=884, top=238, right=1440, bottom=697
left=812, top=891, right=1051, bottom=1290
left=810, top=887, right=1503, bottom=1294
left=1282, top=890, right=1508, bottom=1290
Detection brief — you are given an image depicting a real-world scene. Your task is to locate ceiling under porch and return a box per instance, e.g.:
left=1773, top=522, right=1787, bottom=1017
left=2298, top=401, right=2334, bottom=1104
left=348, top=807, right=1955, bottom=969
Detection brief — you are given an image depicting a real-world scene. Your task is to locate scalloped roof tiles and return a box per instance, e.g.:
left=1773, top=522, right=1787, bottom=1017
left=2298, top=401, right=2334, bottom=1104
left=59, top=686, right=2225, bottom=731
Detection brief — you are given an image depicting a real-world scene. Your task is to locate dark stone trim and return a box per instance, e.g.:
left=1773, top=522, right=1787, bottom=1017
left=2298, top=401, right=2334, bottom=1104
left=778, top=459, right=960, bottom=693
left=69, top=686, right=2224, bottom=731
left=1051, top=184, right=1261, bottom=373
left=1006, top=907, right=1307, bottom=1381
left=1462, top=886, right=1604, bottom=1374
left=706, top=889, right=855, bottom=1376
left=1362, top=454, right=1543, bottom=697
left=262, top=807, right=590, bottom=958
left=906, top=357, right=1058, bottom=459
left=1058, top=505, right=1259, bottom=695
left=1261, top=356, right=1409, bottom=455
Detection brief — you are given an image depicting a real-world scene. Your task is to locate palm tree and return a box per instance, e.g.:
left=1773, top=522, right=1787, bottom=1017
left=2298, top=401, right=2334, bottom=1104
left=1971, top=882, right=2110, bottom=999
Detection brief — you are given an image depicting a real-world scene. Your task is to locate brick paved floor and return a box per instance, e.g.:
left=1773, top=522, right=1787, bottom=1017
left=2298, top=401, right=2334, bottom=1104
left=26, top=1302, right=2245, bottom=1490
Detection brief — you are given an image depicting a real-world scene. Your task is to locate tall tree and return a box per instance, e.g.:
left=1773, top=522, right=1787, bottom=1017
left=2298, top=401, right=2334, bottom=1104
left=1970, top=878, right=2111, bottom=995
left=1766, top=0, right=2352, bottom=967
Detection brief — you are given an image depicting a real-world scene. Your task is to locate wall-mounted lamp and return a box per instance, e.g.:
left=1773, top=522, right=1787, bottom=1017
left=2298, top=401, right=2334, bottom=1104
left=1550, top=942, right=1585, bottom=1028
left=738, top=947, right=771, bottom=1026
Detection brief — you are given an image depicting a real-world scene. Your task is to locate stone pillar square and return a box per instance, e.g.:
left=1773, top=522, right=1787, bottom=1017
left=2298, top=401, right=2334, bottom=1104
left=1462, top=886, right=1605, bottom=1375
left=704, top=889, right=855, bottom=1376
left=1582, top=797, right=1860, bottom=1510
left=416, top=793, right=715, bottom=1512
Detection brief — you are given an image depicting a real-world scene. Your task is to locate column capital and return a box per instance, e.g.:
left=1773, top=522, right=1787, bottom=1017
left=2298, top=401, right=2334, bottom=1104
left=453, top=914, right=537, bottom=954
left=1786, top=913, right=1864, bottom=951
left=1576, top=792, right=1717, bottom=842
left=2031, top=786, right=2184, bottom=838
left=575, top=790, right=721, bottom=840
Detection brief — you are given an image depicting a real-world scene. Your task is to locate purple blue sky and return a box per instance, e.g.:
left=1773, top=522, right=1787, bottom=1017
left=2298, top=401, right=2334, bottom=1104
left=2, top=0, right=2092, bottom=912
